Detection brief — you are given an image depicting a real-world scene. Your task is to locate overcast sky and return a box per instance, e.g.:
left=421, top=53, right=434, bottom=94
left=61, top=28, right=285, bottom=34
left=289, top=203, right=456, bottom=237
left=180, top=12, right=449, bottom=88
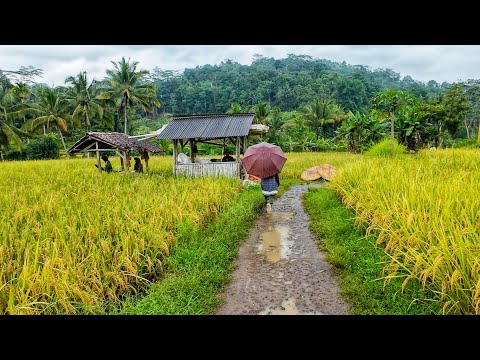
left=1, top=45, right=480, bottom=86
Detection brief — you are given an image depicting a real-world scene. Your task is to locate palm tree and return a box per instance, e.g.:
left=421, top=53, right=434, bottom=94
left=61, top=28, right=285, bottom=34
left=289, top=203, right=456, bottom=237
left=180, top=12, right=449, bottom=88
left=265, top=107, right=284, bottom=143
left=65, top=72, right=103, bottom=132
left=22, top=86, right=70, bottom=155
left=11, top=82, right=31, bottom=104
left=98, top=57, right=160, bottom=135
left=253, top=102, right=270, bottom=124
left=226, top=103, right=247, bottom=114
left=0, top=85, right=28, bottom=154
left=304, top=98, right=344, bottom=140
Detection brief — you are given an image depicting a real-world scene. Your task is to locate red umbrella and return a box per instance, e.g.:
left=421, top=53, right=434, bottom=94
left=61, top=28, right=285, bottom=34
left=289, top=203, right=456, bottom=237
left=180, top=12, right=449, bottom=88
left=241, top=142, right=287, bottom=179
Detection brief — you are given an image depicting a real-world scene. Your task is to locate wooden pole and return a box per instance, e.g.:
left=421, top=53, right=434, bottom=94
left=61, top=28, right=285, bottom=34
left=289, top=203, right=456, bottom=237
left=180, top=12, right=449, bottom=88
left=236, top=136, right=241, bottom=178
left=189, top=139, right=194, bottom=162
left=173, top=139, right=177, bottom=176
left=116, top=150, right=126, bottom=171
left=143, top=150, right=150, bottom=173
left=96, top=141, right=101, bottom=173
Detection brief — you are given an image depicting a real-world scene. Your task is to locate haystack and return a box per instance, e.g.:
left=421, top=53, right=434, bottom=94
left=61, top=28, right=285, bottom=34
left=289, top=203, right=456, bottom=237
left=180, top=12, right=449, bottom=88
left=301, top=164, right=337, bottom=181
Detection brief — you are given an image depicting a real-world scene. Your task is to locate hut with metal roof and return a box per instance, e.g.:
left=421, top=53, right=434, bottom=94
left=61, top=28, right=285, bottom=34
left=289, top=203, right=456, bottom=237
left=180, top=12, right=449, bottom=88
left=157, top=113, right=262, bottom=178
left=67, top=132, right=164, bottom=173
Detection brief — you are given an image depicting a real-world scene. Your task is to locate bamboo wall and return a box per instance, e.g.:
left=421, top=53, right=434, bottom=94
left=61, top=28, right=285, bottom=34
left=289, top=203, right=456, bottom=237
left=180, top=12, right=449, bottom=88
left=175, top=162, right=240, bottom=178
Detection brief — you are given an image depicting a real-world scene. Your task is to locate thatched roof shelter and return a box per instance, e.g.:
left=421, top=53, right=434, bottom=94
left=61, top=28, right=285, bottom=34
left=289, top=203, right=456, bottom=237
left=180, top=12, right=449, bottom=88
left=67, top=132, right=164, bottom=173
left=68, top=132, right=164, bottom=154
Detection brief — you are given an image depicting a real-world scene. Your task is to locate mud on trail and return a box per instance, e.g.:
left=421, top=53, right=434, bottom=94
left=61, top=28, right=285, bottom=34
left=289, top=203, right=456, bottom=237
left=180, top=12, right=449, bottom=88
left=216, top=183, right=350, bottom=315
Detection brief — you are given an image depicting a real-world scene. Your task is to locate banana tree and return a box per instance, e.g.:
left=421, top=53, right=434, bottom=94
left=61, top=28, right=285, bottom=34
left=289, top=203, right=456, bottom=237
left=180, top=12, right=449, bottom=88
left=372, top=90, right=416, bottom=156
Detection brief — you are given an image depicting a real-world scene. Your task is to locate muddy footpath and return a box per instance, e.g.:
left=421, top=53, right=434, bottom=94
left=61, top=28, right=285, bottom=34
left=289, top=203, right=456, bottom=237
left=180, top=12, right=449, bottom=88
left=216, top=183, right=350, bottom=315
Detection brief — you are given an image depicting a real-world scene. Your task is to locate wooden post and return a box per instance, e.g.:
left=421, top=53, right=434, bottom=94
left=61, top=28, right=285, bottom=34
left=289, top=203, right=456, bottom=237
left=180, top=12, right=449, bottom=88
left=96, top=141, right=101, bottom=173
left=173, top=139, right=177, bottom=176
left=142, top=150, right=150, bottom=173
left=236, top=136, right=241, bottom=178
left=189, top=139, right=194, bottom=163
left=125, top=152, right=131, bottom=172
left=235, top=136, right=240, bottom=159
left=116, top=150, right=126, bottom=171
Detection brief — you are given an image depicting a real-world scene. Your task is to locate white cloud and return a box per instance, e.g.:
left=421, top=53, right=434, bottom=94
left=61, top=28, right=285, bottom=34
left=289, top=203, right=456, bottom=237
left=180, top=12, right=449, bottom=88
left=1, top=45, right=480, bottom=85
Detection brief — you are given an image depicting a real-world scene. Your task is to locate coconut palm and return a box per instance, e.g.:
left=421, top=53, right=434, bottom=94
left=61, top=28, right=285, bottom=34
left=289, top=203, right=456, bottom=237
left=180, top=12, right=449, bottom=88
left=22, top=86, right=71, bottom=155
left=265, top=107, right=284, bottom=143
left=97, top=57, right=159, bottom=135
left=304, top=98, right=345, bottom=140
left=65, top=72, right=103, bottom=132
left=253, top=102, right=270, bottom=124
left=0, top=85, right=28, bottom=153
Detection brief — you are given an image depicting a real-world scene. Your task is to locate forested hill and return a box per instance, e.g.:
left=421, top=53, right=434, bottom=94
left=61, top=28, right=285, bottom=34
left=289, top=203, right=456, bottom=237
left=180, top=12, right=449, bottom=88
left=152, top=54, right=451, bottom=115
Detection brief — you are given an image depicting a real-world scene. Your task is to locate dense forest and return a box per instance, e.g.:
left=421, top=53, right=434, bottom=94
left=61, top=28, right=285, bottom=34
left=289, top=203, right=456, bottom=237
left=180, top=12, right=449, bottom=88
left=1, top=54, right=479, bottom=160
left=152, top=54, right=450, bottom=114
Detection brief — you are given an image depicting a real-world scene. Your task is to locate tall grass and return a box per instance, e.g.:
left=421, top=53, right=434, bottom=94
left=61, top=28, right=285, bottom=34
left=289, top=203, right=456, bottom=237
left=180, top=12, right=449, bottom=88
left=0, top=156, right=242, bottom=314
left=329, top=149, right=480, bottom=314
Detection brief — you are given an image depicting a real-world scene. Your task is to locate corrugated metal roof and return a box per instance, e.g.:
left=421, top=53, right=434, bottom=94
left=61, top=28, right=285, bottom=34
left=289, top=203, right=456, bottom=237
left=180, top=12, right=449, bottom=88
left=67, top=132, right=164, bottom=153
left=157, top=113, right=255, bottom=140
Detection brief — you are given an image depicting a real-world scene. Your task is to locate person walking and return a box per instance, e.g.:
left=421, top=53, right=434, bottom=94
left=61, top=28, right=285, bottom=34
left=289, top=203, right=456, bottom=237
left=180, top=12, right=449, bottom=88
left=260, top=173, right=280, bottom=214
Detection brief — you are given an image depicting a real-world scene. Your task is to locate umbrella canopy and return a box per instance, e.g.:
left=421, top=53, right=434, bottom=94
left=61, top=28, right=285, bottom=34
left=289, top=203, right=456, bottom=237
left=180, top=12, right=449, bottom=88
left=241, top=142, right=287, bottom=179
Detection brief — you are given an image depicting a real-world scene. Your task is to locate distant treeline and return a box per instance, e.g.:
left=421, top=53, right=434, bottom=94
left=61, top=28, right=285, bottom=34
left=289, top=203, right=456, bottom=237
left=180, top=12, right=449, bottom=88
left=151, top=54, right=450, bottom=115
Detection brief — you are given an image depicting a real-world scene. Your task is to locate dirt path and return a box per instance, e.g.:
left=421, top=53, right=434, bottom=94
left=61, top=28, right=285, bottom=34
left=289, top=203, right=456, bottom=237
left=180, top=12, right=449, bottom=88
left=216, top=183, right=350, bottom=315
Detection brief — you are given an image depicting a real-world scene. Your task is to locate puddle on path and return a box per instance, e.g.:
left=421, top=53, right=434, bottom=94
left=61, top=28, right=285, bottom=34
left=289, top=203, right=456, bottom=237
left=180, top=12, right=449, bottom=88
left=257, top=211, right=295, bottom=263
left=258, top=298, right=324, bottom=315
left=266, top=212, right=294, bottom=222
left=257, top=224, right=293, bottom=263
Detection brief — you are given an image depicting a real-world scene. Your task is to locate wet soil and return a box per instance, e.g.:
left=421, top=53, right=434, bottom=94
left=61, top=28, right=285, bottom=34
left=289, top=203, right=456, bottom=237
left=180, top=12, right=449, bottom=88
left=216, top=183, right=351, bottom=315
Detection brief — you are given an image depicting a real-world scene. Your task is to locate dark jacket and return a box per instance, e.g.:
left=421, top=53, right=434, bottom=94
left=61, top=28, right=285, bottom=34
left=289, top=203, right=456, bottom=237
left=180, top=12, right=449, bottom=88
left=222, top=154, right=234, bottom=162
left=260, top=174, right=280, bottom=192
left=104, top=160, right=113, bottom=173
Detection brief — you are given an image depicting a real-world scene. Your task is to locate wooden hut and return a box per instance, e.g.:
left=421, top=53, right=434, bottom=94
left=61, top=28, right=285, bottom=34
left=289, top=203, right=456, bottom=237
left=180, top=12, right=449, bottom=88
left=156, top=113, right=263, bottom=179
left=67, top=132, right=164, bottom=173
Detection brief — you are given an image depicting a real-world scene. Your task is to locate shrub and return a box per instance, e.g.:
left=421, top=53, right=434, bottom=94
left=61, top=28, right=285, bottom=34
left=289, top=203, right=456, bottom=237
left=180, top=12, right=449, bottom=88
left=450, top=137, right=479, bottom=149
left=26, top=134, right=60, bottom=160
left=365, top=138, right=407, bottom=157
left=4, top=149, right=27, bottom=161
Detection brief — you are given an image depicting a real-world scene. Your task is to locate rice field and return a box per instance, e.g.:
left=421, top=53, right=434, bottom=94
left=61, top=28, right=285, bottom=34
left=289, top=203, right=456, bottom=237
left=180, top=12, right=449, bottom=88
left=2, top=148, right=479, bottom=314
left=329, top=149, right=480, bottom=314
left=0, top=156, right=242, bottom=314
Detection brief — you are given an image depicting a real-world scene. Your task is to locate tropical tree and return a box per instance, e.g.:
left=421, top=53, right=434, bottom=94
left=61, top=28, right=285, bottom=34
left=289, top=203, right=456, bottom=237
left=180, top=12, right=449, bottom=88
left=441, top=84, right=470, bottom=136
left=22, top=86, right=71, bottom=155
left=11, top=82, right=31, bottom=104
left=372, top=89, right=416, bottom=156
left=303, top=98, right=345, bottom=140
left=265, top=107, right=284, bottom=143
left=65, top=71, right=103, bottom=132
left=335, top=110, right=387, bottom=153
left=0, top=85, right=28, bottom=154
left=253, top=102, right=270, bottom=124
left=98, top=57, right=160, bottom=134
left=226, top=103, right=249, bottom=114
